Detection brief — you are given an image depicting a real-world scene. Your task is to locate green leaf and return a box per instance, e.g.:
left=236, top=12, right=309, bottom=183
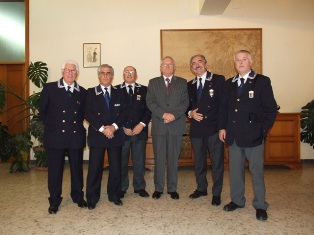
left=300, top=99, right=314, bottom=149
left=27, top=61, right=48, bottom=88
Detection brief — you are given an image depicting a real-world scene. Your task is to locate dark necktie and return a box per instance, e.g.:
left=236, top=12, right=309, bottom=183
left=197, top=77, right=202, bottom=101
left=237, top=78, right=245, bottom=96
left=127, top=85, right=134, bottom=127
left=128, top=84, right=133, bottom=106
left=104, top=87, right=110, bottom=108
left=128, top=85, right=133, bottom=96
left=165, top=78, right=170, bottom=93
left=67, top=86, right=72, bottom=97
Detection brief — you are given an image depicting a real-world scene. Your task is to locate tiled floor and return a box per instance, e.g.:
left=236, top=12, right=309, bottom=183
left=0, top=162, right=313, bottom=235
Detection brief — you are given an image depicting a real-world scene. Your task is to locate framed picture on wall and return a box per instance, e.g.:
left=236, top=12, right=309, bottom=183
left=83, top=43, right=101, bottom=68
left=161, top=29, right=262, bottom=80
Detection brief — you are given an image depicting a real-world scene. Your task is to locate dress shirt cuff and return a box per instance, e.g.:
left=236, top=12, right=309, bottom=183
left=188, top=110, right=192, bottom=118
left=112, top=123, right=118, bottom=130
left=140, top=122, right=146, bottom=127
left=99, top=126, right=105, bottom=132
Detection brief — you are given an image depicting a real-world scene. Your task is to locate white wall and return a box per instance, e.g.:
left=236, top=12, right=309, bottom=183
left=29, top=0, right=314, bottom=159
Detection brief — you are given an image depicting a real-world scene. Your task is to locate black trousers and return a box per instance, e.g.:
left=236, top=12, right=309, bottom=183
left=86, top=146, right=122, bottom=205
left=47, top=148, right=84, bottom=207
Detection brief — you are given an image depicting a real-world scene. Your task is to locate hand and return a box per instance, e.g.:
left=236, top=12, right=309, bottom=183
left=190, top=108, right=203, bottom=122
left=132, top=123, right=144, bottom=135
left=219, top=129, right=226, bottom=142
left=123, top=127, right=133, bottom=136
left=103, top=125, right=115, bottom=139
left=162, top=113, right=175, bottom=124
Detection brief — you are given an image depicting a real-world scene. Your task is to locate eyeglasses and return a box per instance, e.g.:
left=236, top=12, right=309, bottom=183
left=99, top=72, right=112, bottom=76
left=123, top=71, right=136, bottom=75
left=63, top=68, right=77, bottom=73
left=191, top=60, right=205, bottom=66
left=161, top=63, right=174, bottom=68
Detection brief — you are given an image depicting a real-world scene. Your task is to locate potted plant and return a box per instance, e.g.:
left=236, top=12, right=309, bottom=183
left=0, top=61, right=48, bottom=170
left=9, top=131, right=33, bottom=172
left=300, top=99, right=314, bottom=149
left=0, top=122, right=13, bottom=162
left=25, top=61, right=48, bottom=168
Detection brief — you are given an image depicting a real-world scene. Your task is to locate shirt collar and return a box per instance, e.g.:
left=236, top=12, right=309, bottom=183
left=101, top=85, right=111, bottom=93
left=191, top=71, right=213, bottom=84
left=232, top=70, right=257, bottom=83
left=120, top=82, right=141, bottom=88
left=163, top=75, right=173, bottom=81
left=58, top=78, right=80, bottom=92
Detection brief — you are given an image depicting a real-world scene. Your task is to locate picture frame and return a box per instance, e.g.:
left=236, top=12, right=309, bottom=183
left=160, top=28, right=262, bottom=80
left=83, top=43, right=101, bottom=68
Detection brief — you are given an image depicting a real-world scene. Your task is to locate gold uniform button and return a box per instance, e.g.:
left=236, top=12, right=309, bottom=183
left=237, top=98, right=240, bottom=101
left=74, top=111, right=77, bottom=114
left=73, top=131, right=76, bottom=133
left=62, top=130, right=65, bottom=132
left=62, top=120, right=65, bottom=123
left=235, top=109, right=238, bottom=112
left=73, top=121, right=76, bottom=124
left=63, top=110, right=66, bottom=113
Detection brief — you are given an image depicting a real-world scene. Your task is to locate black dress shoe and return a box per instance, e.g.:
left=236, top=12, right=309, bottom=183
left=168, top=191, right=179, bottom=200
left=223, top=201, right=244, bottom=211
left=152, top=191, right=162, bottom=199
left=77, top=199, right=87, bottom=208
left=256, top=209, right=268, bottom=221
left=134, top=189, right=149, bottom=197
left=48, top=205, right=58, bottom=214
left=87, top=204, right=96, bottom=210
left=119, top=191, right=126, bottom=198
left=211, top=196, right=221, bottom=206
left=189, top=190, right=208, bottom=199
left=109, top=198, right=123, bottom=206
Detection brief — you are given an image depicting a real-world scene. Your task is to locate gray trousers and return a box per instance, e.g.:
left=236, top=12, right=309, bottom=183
left=191, top=132, right=224, bottom=196
left=121, top=135, right=147, bottom=192
left=228, top=142, right=268, bottom=210
left=152, top=133, right=182, bottom=192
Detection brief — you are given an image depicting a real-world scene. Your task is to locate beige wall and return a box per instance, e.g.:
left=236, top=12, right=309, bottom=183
left=29, top=0, right=314, bottom=159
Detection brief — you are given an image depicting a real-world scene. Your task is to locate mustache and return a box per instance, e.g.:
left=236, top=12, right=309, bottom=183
left=194, top=66, right=203, bottom=70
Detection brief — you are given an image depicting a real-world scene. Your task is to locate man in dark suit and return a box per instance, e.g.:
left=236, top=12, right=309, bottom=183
left=116, top=66, right=151, bottom=198
left=85, top=64, right=128, bottom=209
left=39, top=60, right=87, bottom=214
left=218, top=50, right=277, bottom=221
left=146, top=56, right=189, bottom=200
left=187, top=54, right=225, bottom=206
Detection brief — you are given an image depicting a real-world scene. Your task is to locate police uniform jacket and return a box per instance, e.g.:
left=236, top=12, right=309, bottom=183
left=85, top=85, right=128, bottom=148
left=187, top=71, right=225, bottom=138
left=39, top=79, right=87, bottom=149
left=218, top=71, right=277, bottom=148
left=115, top=82, right=151, bottom=141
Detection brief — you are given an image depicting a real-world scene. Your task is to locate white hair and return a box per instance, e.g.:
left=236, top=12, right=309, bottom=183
left=61, top=60, right=79, bottom=72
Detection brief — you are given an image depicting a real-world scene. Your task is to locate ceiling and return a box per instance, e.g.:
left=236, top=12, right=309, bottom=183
left=199, top=0, right=231, bottom=15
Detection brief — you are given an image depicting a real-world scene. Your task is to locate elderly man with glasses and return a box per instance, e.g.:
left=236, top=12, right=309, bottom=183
left=116, top=66, right=151, bottom=199
left=40, top=59, right=87, bottom=214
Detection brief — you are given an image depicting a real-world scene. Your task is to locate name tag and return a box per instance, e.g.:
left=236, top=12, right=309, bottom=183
left=114, top=104, right=120, bottom=107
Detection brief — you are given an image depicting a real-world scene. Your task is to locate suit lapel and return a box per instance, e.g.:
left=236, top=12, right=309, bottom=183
left=95, top=85, right=108, bottom=110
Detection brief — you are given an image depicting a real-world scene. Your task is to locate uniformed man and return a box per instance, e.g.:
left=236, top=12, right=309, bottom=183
left=187, top=54, right=225, bottom=206
left=218, top=50, right=277, bottom=221
left=117, top=66, right=151, bottom=198
left=40, top=59, right=87, bottom=214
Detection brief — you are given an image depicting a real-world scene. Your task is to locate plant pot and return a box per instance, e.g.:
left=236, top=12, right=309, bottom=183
left=33, top=146, right=48, bottom=169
